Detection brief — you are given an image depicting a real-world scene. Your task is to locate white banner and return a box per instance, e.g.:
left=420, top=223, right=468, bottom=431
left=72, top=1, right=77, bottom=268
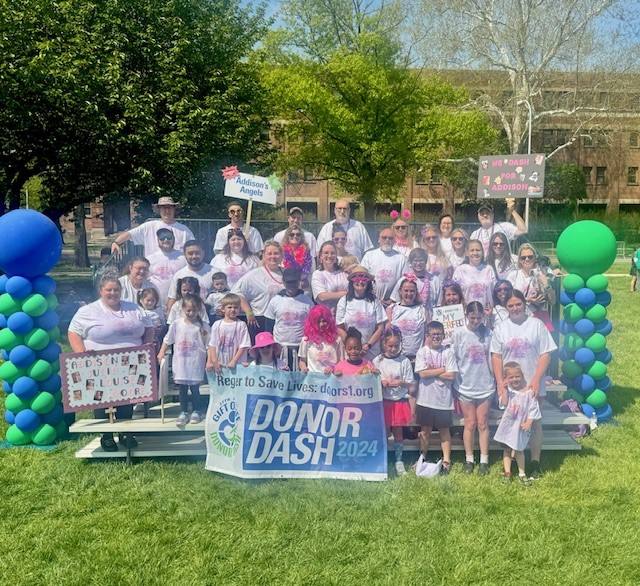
left=224, top=172, right=277, bottom=205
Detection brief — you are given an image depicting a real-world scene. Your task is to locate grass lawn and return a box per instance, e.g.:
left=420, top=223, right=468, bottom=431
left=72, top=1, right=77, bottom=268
left=1, top=273, right=640, bottom=585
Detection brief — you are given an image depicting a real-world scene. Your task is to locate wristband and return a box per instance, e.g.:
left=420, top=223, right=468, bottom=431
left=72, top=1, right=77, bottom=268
left=246, top=311, right=254, bottom=317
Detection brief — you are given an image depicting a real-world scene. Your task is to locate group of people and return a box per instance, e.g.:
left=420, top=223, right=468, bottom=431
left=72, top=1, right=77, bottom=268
left=71, top=196, right=559, bottom=483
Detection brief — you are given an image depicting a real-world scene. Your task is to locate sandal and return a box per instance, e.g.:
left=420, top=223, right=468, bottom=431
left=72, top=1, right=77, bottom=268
left=440, top=461, right=452, bottom=476
left=100, top=436, right=118, bottom=452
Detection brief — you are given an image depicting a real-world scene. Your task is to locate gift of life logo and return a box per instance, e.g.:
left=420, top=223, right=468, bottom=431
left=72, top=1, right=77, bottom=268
left=210, top=397, right=241, bottom=457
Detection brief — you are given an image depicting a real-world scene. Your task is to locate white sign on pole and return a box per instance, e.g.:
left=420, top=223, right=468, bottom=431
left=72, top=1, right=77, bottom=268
left=224, top=172, right=277, bottom=205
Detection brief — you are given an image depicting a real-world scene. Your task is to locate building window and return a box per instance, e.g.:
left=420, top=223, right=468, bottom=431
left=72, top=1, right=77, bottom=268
left=303, top=167, right=317, bottom=182
left=583, top=166, right=592, bottom=185
left=430, top=167, right=443, bottom=185
left=289, top=169, right=300, bottom=182
left=415, top=169, right=429, bottom=185
left=556, top=129, right=569, bottom=146
left=631, top=132, right=639, bottom=148
left=595, top=131, right=609, bottom=147
left=628, top=167, right=638, bottom=186
left=542, top=129, right=554, bottom=148
left=596, top=167, right=607, bottom=185
left=582, top=134, right=593, bottom=148
left=599, top=92, right=610, bottom=107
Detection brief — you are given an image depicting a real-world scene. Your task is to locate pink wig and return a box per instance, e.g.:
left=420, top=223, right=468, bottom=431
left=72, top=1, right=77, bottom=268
left=303, top=305, right=339, bottom=345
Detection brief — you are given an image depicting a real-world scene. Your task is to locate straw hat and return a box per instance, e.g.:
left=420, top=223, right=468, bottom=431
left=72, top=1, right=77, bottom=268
left=347, top=266, right=374, bottom=281
left=152, top=196, right=181, bottom=212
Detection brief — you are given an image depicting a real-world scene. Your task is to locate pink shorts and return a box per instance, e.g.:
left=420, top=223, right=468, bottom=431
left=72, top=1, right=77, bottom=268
left=383, top=399, right=413, bottom=427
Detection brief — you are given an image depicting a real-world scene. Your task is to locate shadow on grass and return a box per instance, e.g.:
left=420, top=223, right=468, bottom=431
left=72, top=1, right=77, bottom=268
left=606, top=384, right=638, bottom=416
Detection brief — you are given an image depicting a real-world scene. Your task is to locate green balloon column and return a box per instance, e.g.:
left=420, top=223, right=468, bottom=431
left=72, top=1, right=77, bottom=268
left=0, top=210, right=64, bottom=445
left=557, top=221, right=616, bottom=423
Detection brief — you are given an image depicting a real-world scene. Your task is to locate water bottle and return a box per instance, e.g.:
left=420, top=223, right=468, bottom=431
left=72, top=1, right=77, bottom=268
left=590, top=411, right=598, bottom=431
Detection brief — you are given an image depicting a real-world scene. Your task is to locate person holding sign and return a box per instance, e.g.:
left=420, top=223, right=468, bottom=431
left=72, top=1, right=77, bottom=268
left=68, top=276, right=155, bottom=452
left=470, top=202, right=527, bottom=255
left=213, top=201, right=264, bottom=254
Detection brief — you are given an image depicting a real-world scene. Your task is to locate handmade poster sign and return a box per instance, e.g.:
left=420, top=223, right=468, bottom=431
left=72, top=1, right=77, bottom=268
left=60, top=344, right=158, bottom=413
left=433, top=304, right=465, bottom=339
left=223, top=171, right=279, bottom=205
left=205, top=366, right=387, bottom=481
left=477, top=154, right=546, bottom=199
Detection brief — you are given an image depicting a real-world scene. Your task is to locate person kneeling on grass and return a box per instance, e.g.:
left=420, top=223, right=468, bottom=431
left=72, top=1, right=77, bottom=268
left=493, top=362, right=542, bottom=486
left=414, top=321, right=457, bottom=476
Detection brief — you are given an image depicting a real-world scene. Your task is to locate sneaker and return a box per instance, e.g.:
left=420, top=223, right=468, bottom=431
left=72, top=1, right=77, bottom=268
left=100, top=435, right=118, bottom=452
left=478, top=463, right=489, bottom=476
left=189, top=411, right=202, bottom=425
left=502, top=472, right=512, bottom=485
left=520, top=475, right=532, bottom=487
left=440, top=461, right=452, bottom=476
left=395, top=460, right=407, bottom=476
left=176, top=411, right=189, bottom=429
left=528, top=460, right=542, bottom=480
left=463, top=461, right=475, bottom=474
left=119, top=434, right=138, bottom=448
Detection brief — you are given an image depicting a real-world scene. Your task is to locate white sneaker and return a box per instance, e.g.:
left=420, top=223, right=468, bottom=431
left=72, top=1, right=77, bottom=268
left=189, top=411, right=202, bottom=424
left=395, top=461, right=407, bottom=476
left=176, top=411, right=189, bottom=429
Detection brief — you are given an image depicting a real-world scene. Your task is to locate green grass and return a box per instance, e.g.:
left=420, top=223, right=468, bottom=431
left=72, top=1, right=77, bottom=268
left=2, top=277, right=640, bottom=585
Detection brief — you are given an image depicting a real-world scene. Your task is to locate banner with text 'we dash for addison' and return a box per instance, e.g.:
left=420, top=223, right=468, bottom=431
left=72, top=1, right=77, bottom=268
left=205, top=366, right=387, bottom=481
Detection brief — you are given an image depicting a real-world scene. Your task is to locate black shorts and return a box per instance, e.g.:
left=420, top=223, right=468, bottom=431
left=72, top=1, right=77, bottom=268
left=415, top=405, right=452, bottom=429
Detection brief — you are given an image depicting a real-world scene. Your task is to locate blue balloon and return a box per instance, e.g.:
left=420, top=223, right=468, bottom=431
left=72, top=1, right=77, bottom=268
left=5, top=410, right=15, bottom=425
left=39, top=372, right=61, bottom=393
left=7, top=311, right=35, bottom=334
left=595, top=291, right=612, bottom=306
left=595, top=348, right=612, bottom=365
left=31, top=275, right=56, bottom=297
left=1, top=350, right=9, bottom=362
left=42, top=404, right=64, bottom=426
left=560, top=290, right=575, bottom=306
left=34, top=309, right=59, bottom=330
left=14, top=408, right=41, bottom=432
left=574, top=373, right=595, bottom=394
left=594, top=320, right=613, bottom=336
left=559, top=375, right=574, bottom=387
left=574, top=347, right=596, bottom=368
left=0, top=314, right=6, bottom=328
left=559, top=320, right=574, bottom=335
left=580, top=403, right=596, bottom=418
left=574, top=318, right=595, bottom=336
left=0, top=210, right=62, bottom=277
left=3, top=381, right=12, bottom=394
left=0, top=274, right=8, bottom=293
left=595, top=376, right=612, bottom=391
left=9, top=345, right=36, bottom=368
left=595, top=403, right=613, bottom=422
left=558, top=347, right=571, bottom=362
left=38, top=342, right=61, bottom=363
left=5, top=276, right=32, bottom=299
left=13, top=376, right=38, bottom=400
left=574, top=288, right=596, bottom=308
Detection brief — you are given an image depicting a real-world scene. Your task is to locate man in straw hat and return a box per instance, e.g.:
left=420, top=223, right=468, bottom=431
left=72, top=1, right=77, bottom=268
left=110, top=196, right=194, bottom=257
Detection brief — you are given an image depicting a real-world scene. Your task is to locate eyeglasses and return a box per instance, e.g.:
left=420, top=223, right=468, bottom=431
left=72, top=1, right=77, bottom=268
left=333, top=237, right=347, bottom=242
left=519, top=255, right=535, bottom=261
left=427, top=332, right=443, bottom=338
left=158, top=235, right=174, bottom=241
left=335, top=207, right=349, bottom=211
left=380, top=236, right=395, bottom=241
left=229, top=209, right=243, bottom=215
left=451, top=236, right=465, bottom=242
left=424, top=236, right=438, bottom=241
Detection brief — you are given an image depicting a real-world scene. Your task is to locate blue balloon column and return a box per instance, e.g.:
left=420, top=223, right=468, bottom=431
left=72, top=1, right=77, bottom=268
left=557, top=221, right=616, bottom=424
left=0, top=210, right=64, bottom=445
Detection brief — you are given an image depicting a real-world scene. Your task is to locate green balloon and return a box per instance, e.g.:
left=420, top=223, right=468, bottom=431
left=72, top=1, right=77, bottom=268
left=46, top=294, right=59, bottom=310
left=586, top=274, right=608, bottom=293
left=23, top=328, right=50, bottom=351
left=586, top=389, right=607, bottom=409
left=54, top=420, right=67, bottom=439
left=562, top=274, right=585, bottom=294
left=587, top=361, right=607, bottom=380
left=52, top=390, right=63, bottom=403
left=5, top=393, right=31, bottom=414
left=27, top=359, right=52, bottom=381
left=585, top=333, right=607, bottom=352
left=0, top=329, right=24, bottom=351
left=557, top=221, right=616, bottom=279
left=562, top=360, right=583, bottom=378
left=563, top=389, right=585, bottom=403
left=32, top=423, right=57, bottom=446
left=585, top=304, right=607, bottom=322
left=21, top=293, right=48, bottom=317
left=31, top=391, right=56, bottom=414
left=48, top=327, right=61, bottom=343
left=563, top=303, right=584, bottom=323
left=51, top=359, right=60, bottom=373
left=0, top=361, right=25, bottom=383
left=6, top=425, right=33, bottom=446
left=0, top=293, right=22, bottom=315
left=564, top=333, right=585, bottom=352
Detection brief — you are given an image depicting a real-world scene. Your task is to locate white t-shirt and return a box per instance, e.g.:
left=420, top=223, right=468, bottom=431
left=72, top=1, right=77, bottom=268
left=316, top=219, right=373, bottom=261
left=168, top=264, right=217, bottom=301
left=167, top=299, right=210, bottom=326
left=414, top=346, right=457, bottom=410
left=470, top=222, right=518, bottom=255
left=68, top=300, right=152, bottom=350
left=447, top=251, right=466, bottom=271
left=372, top=354, right=414, bottom=401
left=493, top=387, right=542, bottom=451
left=162, top=319, right=210, bottom=384
left=204, top=291, right=228, bottom=317
left=360, top=248, right=411, bottom=302
left=231, top=266, right=284, bottom=317
left=389, top=272, right=443, bottom=317
left=452, top=264, right=496, bottom=308
left=388, top=304, right=426, bottom=357
left=146, top=250, right=187, bottom=308
left=451, top=325, right=495, bottom=400
left=440, top=237, right=453, bottom=256
left=274, top=229, right=318, bottom=258
left=209, top=253, right=260, bottom=288
left=208, top=319, right=251, bottom=365
left=335, top=296, right=387, bottom=359
left=128, top=220, right=194, bottom=256
left=264, top=292, right=315, bottom=346
left=393, top=239, right=418, bottom=258
left=310, top=269, right=348, bottom=316
left=298, top=338, right=344, bottom=373
left=490, top=316, right=557, bottom=397
left=118, top=275, right=158, bottom=305
left=213, top=224, right=264, bottom=254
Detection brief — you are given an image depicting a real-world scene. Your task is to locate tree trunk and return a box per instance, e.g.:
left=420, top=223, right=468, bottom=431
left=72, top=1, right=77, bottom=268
left=73, top=204, right=90, bottom=267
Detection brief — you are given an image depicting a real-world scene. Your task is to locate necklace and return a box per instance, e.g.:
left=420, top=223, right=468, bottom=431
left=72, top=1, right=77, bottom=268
left=104, top=302, right=124, bottom=318
left=263, top=265, right=283, bottom=284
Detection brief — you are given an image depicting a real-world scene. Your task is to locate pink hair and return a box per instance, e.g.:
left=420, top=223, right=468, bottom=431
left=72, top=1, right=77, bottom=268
left=303, top=305, right=339, bottom=345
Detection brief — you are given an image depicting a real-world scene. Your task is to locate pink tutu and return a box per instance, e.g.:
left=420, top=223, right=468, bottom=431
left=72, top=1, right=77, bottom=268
left=383, top=399, right=413, bottom=426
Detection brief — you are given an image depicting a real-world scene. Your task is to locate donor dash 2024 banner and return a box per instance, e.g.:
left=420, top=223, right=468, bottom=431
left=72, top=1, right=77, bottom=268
left=205, top=366, right=387, bottom=481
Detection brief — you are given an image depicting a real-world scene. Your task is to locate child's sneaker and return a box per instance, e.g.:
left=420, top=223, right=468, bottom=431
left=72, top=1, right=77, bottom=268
left=395, top=460, right=407, bottom=476
left=440, top=461, right=452, bottom=476
left=528, top=460, right=542, bottom=480
left=478, top=463, right=489, bottom=476
left=462, top=461, right=475, bottom=474
left=176, top=411, right=189, bottom=429
left=519, top=475, right=532, bottom=487
left=502, top=472, right=512, bottom=485
left=189, top=411, right=202, bottom=425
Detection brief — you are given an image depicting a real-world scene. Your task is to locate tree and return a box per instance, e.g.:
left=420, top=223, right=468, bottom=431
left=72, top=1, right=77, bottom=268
left=264, top=0, right=497, bottom=219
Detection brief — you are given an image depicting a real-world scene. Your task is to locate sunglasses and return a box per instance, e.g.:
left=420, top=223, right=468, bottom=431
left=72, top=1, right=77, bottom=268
left=289, top=233, right=302, bottom=238
left=229, top=209, right=243, bottom=215
left=492, top=241, right=505, bottom=247
left=519, top=254, right=535, bottom=261
left=394, top=225, right=408, bottom=230
left=380, top=236, right=395, bottom=240
left=424, top=236, right=438, bottom=241
left=333, top=237, right=347, bottom=242
left=451, top=236, right=465, bottom=242
left=158, top=235, right=174, bottom=241
left=496, top=287, right=512, bottom=293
